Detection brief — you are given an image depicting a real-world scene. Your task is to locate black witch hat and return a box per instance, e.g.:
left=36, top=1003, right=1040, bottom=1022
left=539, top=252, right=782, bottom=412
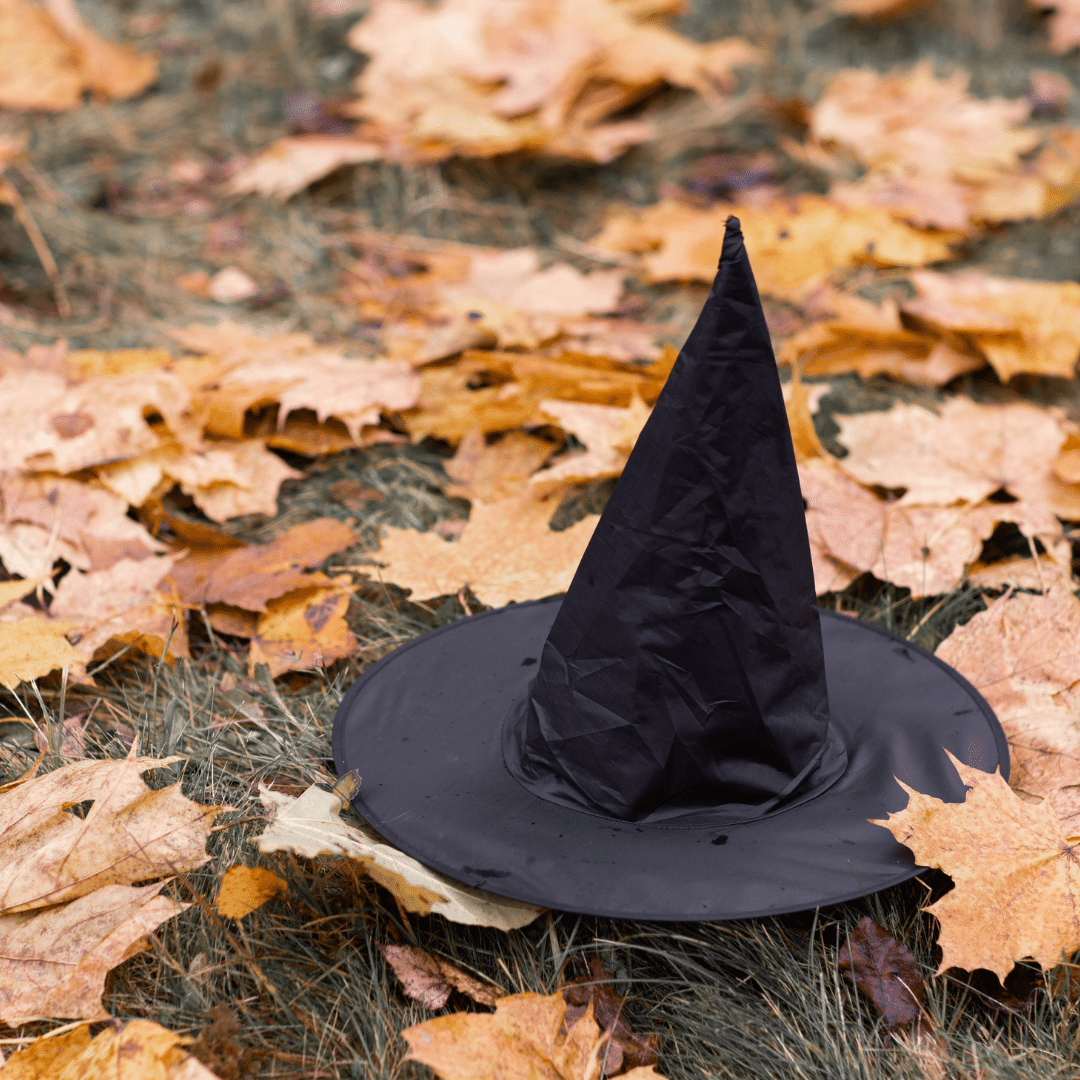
left=333, top=218, right=1007, bottom=920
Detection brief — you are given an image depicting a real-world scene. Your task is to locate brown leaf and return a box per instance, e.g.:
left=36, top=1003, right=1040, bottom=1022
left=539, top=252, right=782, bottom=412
left=1029, top=0, right=1080, bottom=54
left=0, top=882, right=187, bottom=1024
left=872, top=753, right=1080, bottom=981
left=215, top=865, right=288, bottom=919
left=445, top=428, right=556, bottom=503
left=0, top=749, right=224, bottom=914
left=838, top=918, right=927, bottom=1030
left=166, top=519, right=356, bottom=612
left=592, top=196, right=956, bottom=295
left=376, top=491, right=598, bottom=608
left=403, top=991, right=667, bottom=1080
left=247, top=583, right=356, bottom=677
left=381, top=943, right=505, bottom=1009
left=562, top=957, right=660, bottom=1075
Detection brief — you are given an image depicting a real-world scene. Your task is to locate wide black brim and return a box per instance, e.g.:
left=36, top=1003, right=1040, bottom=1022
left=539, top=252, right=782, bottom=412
left=333, top=601, right=1008, bottom=921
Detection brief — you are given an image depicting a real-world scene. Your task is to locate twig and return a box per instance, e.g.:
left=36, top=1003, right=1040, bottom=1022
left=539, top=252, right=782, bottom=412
left=0, top=177, right=71, bottom=319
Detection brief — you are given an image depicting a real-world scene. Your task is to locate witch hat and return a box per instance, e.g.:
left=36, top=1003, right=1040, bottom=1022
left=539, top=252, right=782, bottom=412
left=334, top=218, right=1008, bottom=920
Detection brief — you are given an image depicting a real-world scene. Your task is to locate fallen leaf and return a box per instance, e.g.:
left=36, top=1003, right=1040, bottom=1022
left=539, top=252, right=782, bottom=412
left=533, top=397, right=651, bottom=487
left=901, top=270, right=1080, bottom=381
left=215, top=865, right=288, bottom=919
left=936, top=587, right=1080, bottom=825
left=0, top=750, right=223, bottom=913
left=0, top=367, right=194, bottom=475
left=166, top=518, right=356, bottom=611
left=403, top=991, right=666, bottom=1080
left=1029, top=0, right=1080, bottom=54
left=50, top=553, right=190, bottom=670
left=0, top=474, right=164, bottom=574
left=0, top=0, right=157, bottom=112
left=256, top=782, right=545, bottom=930
left=872, top=753, right=1080, bottom=981
left=562, top=957, right=661, bottom=1075
left=32, top=712, right=90, bottom=760
left=838, top=918, right=927, bottom=1030
left=799, top=458, right=1055, bottom=598
left=0, top=1018, right=219, bottom=1078
left=445, top=427, right=556, bottom=503
left=833, top=397, right=1080, bottom=519
left=0, top=618, right=80, bottom=689
left=208, top=267, right=259, bottom=304
left=376, top=491, right=598, bottom=607
left=811, top=63, right=1048, bottom=231
left=247, top=584, right=356, bottom=677
left=828, top=0, right=925, bottom=15
left=229, top=134, right=384, bottom=199
left=381, top=943, right=505, bottom=1008
left=0, top=882, right=187, bottom=1024
left=346, top=0, right=757, bottom=164
left=592, top=196, right=956, bottom=295
left=97, top=440, right=302, bottom=522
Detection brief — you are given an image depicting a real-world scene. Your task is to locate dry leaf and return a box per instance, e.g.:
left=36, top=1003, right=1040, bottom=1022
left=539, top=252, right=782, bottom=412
left=215, top=865, right=288, bottom=919
left=0, top=750, right=223, bottom=913
left=533, top=397, right=651, bottom=487
left=247, top=583, right=356, bottom=677
left=256, top=782, right=545, bottom=930
left=838, top=918, right=928, bottom=1031
left=799, top=458, right=1055, bottom=597
left=873, top=753, right=1080, bottom=980
left=0, top=1018, right=219, bottom=1079
left=376, top=491, right=598, bottom=607
left=901, top=270, right=1080, bottom=381
left=829, top=0, right=925, bottom=15
left=562, top=957, right=661, bottom=1076
left=230, top=135, right=384, bottom=199
left=0, top=0, right=157, bottom=112
left=50, top=552, right=190, bottom=670
left=0, top=474, right=164, bottom=574
left=207, top=267, right=258, bottom=304
left=166, top=518, right=356, bottom=611
left=403, top=991, right=666, bottom=1080
left=346, top=0, right=757, bottom=164
left=0, top=367, right=193, bottom=475
left=97, top=440, right=302, bottom=522
left=0, top=882, right=187, bottom=1024
left=381, top=943, right=505, bottom=1008
left=936, top=587, right=1080, bottom=826
left=1029, top=0, right=1080, bottom=54
left=592, top=196, right=956, bottom=295
left=0, top=618, right=80, bottom=689
left=445, top=428, right=556, bottom=503
left=833, top=397, right=1080, bottom=520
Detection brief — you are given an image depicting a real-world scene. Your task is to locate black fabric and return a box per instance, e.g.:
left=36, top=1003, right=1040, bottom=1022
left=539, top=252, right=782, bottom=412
left=333, top=600, right=1009, bottom=920
left=503, top=217, right=837, bottom=822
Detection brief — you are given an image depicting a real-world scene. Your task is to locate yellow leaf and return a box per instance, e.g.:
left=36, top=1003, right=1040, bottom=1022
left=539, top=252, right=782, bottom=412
left=256, top=783, right=544, bottom=930
left=215, top=865, right=288, bottom=919
left=247, top=585, right=356, bottom=678
left=0, top=618, right=79, bottom=689
left=872, top=753, right=1080, bottom=981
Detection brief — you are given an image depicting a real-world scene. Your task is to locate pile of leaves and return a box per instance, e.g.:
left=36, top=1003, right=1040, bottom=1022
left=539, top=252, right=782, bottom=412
left=3, top=0, right=1080, bottom=1077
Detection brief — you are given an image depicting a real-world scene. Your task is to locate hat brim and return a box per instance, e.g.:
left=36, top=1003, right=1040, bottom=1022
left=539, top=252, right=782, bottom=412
left=333, top=601, right=1007, bottom=921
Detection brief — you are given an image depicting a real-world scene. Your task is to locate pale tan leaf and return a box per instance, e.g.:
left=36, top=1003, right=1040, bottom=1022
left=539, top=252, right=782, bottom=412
left=0, top=750, right=223, bottom=913
left=872, top=754, right=1080, bottom=981
left=256, top=783, right=544, bottom=930
left=376, top=491, right=598, bottom=607
left=445, top=428, right=556, bottom=503
left=533, top=397, right=651, bottom=487
left=0, top=883, right=187, bottom=1024
left=229, top=135, right=385, bottom=200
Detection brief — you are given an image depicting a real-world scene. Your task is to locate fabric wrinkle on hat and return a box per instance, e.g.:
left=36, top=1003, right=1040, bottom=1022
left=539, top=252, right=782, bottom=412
left=503, top=219, right=846, bottom=824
